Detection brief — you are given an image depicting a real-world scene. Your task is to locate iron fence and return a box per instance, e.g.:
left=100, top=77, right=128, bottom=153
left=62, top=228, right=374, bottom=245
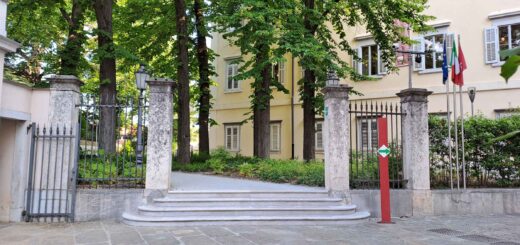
left=349, top=101, right=406, bottom=189
left=77, top=94, right=148, bottom=188
left=24, top=123, right=78, bottom=222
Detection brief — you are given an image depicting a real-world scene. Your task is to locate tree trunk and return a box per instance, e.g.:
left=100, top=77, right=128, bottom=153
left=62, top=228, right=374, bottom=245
left=253, top=43, right=271, bottom=159
left=302, top=0, right=317, bottom=161
left=93, top=0, right=117, bottom=154
left=59, top=0, right=86, bottom=76
left=175, top=0, right=191, bottom=164
left=194, top=0, right=210, bottom=155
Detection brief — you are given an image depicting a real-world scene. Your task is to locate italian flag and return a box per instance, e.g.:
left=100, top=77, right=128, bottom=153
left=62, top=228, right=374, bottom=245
left=451, top=38, right=467, bottom=86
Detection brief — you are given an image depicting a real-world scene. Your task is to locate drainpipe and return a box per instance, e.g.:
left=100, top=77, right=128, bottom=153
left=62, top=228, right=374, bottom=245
left=291, top=55, right=295, bottom=160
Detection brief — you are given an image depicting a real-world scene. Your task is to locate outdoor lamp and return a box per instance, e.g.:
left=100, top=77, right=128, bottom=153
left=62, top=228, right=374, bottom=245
left=326, top=70, right=340, bottom=87
left=135, top=64, right=149, bottom=90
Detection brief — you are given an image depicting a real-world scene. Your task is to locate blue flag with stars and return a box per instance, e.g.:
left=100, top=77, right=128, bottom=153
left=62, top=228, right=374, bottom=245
left=442, top=39, right=449, bottom=84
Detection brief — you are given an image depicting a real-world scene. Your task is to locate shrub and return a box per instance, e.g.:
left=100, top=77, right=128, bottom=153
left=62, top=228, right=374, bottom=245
left=238, top=163, right=256, bottom=178
left=208, top=158, right=226, bottom=174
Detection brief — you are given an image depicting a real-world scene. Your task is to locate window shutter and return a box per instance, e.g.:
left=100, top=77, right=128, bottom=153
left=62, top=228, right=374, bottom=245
left=270, top=124, right=280, bottom=151
left=412, top=37, right=425, bottom=71
left=445, top=33, right=455, bottom=65
left=315, top=122, right=323, bottom=150
left=279, top=62, right=285, bottom=83
left=484, top=27, right=499, bottom=64
left=227, top=65, right=234, bottom=90
left=226, top=127, right=232, bottom=150
left=232, top=64, right=239, bottom=89
left=357, top=48, right=363, bottom=74
left=232, top=127, right=239, bottom=150
left=377, top=47, right=388, bottom=75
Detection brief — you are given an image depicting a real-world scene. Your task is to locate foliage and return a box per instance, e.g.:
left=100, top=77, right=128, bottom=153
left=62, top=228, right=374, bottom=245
left=77, top=154, right=145, bottom=187
left=499, top=47, right=520, bottom=82
left=429, top=115, right=520, bottom=188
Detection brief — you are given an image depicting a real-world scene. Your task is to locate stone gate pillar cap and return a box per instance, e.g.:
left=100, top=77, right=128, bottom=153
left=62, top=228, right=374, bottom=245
left=396, top=88, right=433, bottom=103
left=146, top=78, right=176, bottom=87
left=47, top=75, right=84, bottom=86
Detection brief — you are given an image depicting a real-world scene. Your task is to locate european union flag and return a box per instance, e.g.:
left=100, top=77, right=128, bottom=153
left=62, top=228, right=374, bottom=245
left=442, top=39, right=449, bottom=84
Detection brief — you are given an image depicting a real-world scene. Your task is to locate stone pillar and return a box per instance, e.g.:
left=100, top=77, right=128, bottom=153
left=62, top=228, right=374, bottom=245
left=322, top=85, right=351, bottom=200
left=48, top=75, right=83, bottom=126
left=396, top=88, right=433, bottom=216
left=145, top=78, right=174, bottom=196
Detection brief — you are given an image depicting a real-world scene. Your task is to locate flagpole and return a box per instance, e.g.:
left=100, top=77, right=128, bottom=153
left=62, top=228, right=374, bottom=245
left=446, top=81, right=453, bottom=190
left=453, top=83, right=460, bottom=189
left=459, top=85, right=466, bottom=189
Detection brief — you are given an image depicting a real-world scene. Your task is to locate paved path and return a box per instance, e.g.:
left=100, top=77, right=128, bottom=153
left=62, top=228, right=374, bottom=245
left=1, top=214, right=520, bottom=244
left=170, top=172, right=324, bottom=191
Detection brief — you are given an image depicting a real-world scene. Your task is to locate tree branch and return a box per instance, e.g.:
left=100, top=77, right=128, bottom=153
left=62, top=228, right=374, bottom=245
left=59, top=7, right=72, bottom=26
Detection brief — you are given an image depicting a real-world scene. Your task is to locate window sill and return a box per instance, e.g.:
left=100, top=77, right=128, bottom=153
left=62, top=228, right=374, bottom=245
left=419, top=69, right=443, bottom=74
left=224, top=90, right=242, bottom=94
left=357, top=75, right=384, bottom=81
left=491, top=62, right=505, bottom=67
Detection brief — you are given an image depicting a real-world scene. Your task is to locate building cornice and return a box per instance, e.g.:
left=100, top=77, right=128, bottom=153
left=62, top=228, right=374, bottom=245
left=488, top=8, right=520, bottom=20
left=0, top=35, right=20, bottom=52
left=426, top=19, right=451, bottom=29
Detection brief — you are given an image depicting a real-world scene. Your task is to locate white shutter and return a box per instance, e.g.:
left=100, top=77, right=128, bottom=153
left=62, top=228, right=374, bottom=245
left=278, top=62, right=285, bottom=83
left=412, top=37, right=425, bottom=71
left=484, top=27, right=499, bottom=64
left=377, top=47, right=388, bottom=75
left=232, top=127, right=239, bottom=151
left=226, top=65, right=234, bottom=90
left=315, top=122, right=323, bottom=150
left=445, top=33, right=455, bottom=65
left=355, top=47, right=363, bottom=74
left=270, top=124, right=280, bottom=151
left=232, top=64, right=239, bottom=89
left=226, top=127, right=232, bottom=150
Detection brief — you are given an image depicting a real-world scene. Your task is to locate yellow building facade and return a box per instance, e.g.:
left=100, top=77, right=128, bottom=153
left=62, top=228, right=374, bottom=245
left=209, top=0, right=520, bottom=160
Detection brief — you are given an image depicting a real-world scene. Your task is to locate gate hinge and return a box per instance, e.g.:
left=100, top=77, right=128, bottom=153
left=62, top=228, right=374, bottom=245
left=26, top=124, right=33, bottom=134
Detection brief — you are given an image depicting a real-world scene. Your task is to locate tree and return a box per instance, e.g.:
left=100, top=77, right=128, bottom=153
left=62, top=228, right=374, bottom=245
left=213, top=0, right=291, bottom=158
left=194, top=0, right=212, bottom=156
left=93, top=0, right=117, bottom=154
left=59, top=0, right=89, bottom=76
left=281, top=0, right=432, bottom=160
left=176, top=0, right=191, bottom=164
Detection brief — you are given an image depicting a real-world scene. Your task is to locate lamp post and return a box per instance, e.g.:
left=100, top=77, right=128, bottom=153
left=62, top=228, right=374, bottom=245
left=468, top=87, right=476, bottom=117
left=326, top=70, right=340, bottom=87
left=135, top=64, right=149, bottom=166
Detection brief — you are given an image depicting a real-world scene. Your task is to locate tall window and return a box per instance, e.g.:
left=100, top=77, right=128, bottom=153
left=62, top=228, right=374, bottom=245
left=224, top=125, right=240, bottom=152
left=226, top=60, right=240, bottom=91
left=413, top=33, right=454, bottom=71
left=315, top=121, right=324, bottom=151
left=272, top=62, right=285, bottom=83
left=269, top=122, right=281, bottom=152
left=355, top=45, right=387, bottom=76
left=498, top=23, right=520, bottom=61
left=358, top=118, right=378, bottom=149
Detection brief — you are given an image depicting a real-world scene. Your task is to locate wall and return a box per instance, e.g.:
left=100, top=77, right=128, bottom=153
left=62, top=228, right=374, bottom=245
left=0, top=119, right=16, bottom=222
left=75, top=189, right=146, bottom=221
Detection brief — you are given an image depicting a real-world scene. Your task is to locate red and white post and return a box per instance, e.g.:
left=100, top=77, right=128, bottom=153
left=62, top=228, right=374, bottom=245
left=377, top=117, right=392, bottom=224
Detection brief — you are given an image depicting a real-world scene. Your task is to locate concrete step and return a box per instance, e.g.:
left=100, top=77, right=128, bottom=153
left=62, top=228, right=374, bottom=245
left=137, top=204, right=357, bottom=217
left=153, top=197, right=344, bottom=207
left=166, top=190, right=330, bottom=199
left=122, top=211, right=371, bottom=226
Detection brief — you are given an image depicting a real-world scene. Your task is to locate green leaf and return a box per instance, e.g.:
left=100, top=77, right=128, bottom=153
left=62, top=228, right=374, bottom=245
left=489, top=130, right=520, bottom=144
left=499, top=46, right=520, bottom=60
left=500, top=55, right=520, bottom=82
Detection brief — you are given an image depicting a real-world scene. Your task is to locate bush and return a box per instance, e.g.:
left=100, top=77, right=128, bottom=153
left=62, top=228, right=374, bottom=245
left=208, top=158, right=226, bottom=174
left=238, top=163, right=256, bottom=178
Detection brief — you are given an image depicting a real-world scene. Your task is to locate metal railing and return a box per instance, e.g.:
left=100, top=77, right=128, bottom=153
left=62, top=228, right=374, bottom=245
left=77, top=94, right=148, bottom=188
left=349, top=101, right=407, bottom=189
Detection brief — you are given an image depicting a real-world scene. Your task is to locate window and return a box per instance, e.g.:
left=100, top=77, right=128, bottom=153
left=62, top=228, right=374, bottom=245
left=358, top=118, right=378, bottom=150
left=226, top=60, right=240, bottom=91
left=499, top=23, right=520, bottom=61
left=269, top=122, right=281, bottom=152
left=272, top=62, right=285, bottom=83
left=413, top=33, right=454, bottom=71
left=224, top=125, right=240, bottom=151
left=355, top=45, right=387, bottom=76
left=485, top=22, right=520, bottom=64
left=315, top=121, right=324, bottom=151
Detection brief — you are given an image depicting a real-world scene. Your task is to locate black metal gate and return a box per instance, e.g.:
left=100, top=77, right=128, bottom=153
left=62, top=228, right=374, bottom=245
left=24, top=123, right=79, bottom=222
left=349, top=101, right=406, bottom=189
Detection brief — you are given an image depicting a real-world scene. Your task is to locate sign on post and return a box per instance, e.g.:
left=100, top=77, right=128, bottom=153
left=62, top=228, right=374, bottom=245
left=377, top=117, right=392, bottom=224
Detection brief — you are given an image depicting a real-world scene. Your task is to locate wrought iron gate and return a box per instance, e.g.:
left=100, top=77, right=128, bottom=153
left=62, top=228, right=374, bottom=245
left=349, top=101, right=406, bottom=189
left=24, top=123, right=79, bottom=222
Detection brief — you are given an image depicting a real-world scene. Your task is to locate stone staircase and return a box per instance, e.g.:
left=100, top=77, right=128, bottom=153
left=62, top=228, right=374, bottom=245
left=122, top=190, right=370, bottom=226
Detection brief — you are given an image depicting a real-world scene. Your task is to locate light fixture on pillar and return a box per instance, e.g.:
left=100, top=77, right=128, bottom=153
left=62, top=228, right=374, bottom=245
left=135, top=64, right=149, bottom=166
left=326, top=70, right=340, bottom=87
left=468, top=87, right=476, bottom=117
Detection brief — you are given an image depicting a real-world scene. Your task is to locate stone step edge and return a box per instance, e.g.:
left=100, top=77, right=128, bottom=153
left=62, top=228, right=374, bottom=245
left=154, top=197, right=344, bottom=203
left=122, top=211, right=371, bottom=222
left=139, top=204, right=357, bottom=212
left=167, top=190, right=328, bottom=194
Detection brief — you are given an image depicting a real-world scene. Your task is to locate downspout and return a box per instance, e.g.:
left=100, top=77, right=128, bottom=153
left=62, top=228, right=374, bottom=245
left=291, top=55, right=295, bottom=160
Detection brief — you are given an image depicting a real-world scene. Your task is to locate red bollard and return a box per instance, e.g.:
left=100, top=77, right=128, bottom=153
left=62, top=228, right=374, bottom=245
left=377, top=117, right=392, bottom=224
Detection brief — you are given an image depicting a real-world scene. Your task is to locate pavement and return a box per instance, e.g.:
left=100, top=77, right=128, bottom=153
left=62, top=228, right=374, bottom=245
left=170, top=172, right=324, bottom=191
left=1, top=214, right=520, bottom=244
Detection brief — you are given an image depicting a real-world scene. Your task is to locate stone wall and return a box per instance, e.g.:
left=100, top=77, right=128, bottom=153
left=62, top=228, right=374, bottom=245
left=75, top=189, right=145, bottom=222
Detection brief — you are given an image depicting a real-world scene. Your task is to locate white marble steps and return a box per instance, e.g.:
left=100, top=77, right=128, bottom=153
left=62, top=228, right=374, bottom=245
left=122, top=190, right=370, bottom=226
left=138, top=204, right=358, bottom=217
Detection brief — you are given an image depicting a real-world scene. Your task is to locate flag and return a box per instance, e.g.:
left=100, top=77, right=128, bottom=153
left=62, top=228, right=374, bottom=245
left=451, top=38, right=467, bottom=86
left=442, top=39, right=449, bottom=84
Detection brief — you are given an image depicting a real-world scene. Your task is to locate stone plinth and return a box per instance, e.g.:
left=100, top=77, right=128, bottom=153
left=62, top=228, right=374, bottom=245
left=322, top=85, right=351, bottom=200
left=145, top=78, right=174, bottom=195
left=397, top=88, right=433, bottom=215
left=48, top=75, right=83, bottom=127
